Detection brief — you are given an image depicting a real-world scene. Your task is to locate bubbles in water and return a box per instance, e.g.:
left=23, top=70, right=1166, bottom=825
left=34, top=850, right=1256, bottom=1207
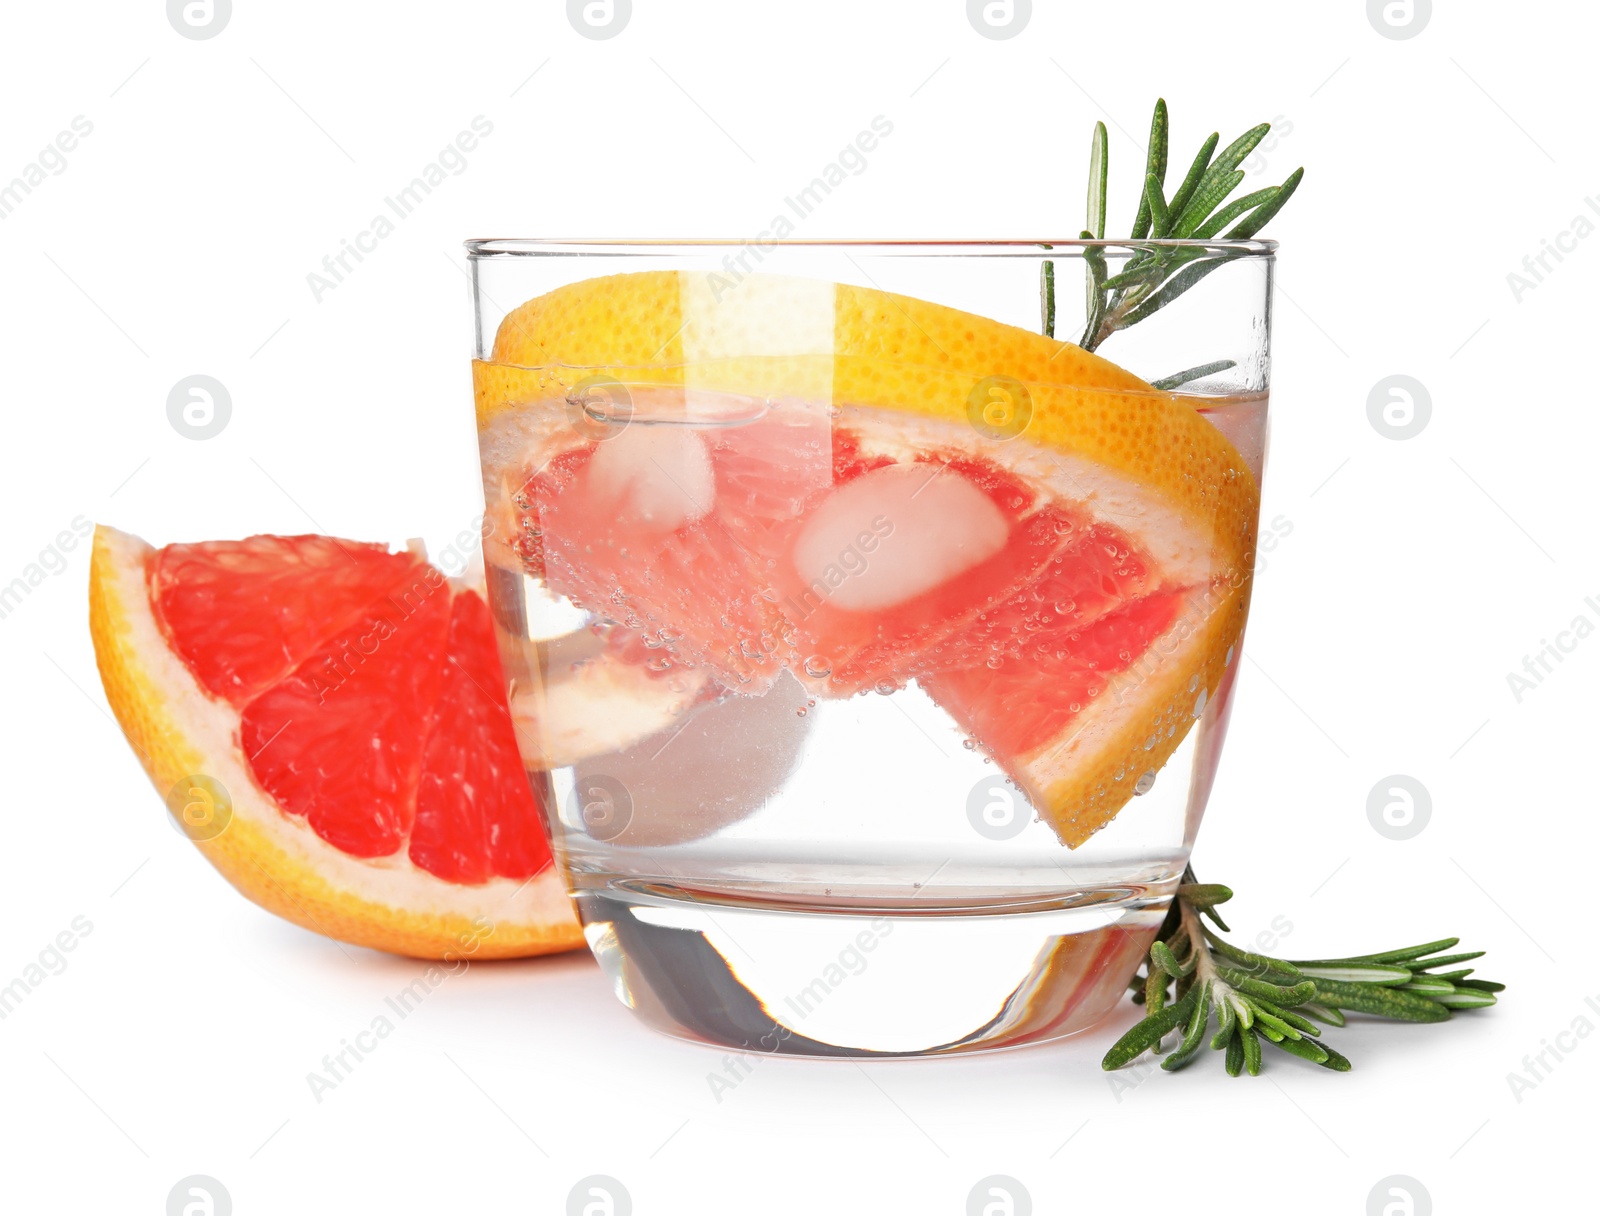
left=1188, top=674, right=1199, bottom=693
left=961, top=738, right=976, bottom=750
left=1054, top=600, right=1075, bottom=615
left=796, top=707, right=807, bottom=717
left=1192, top=688, right=1208, bottom=718
left=803, top=655, right=832, bottom=679
left=986, top=655, right=1003, bottom=669
left=874, top=679, right=897, bottom=696
left=1134, top=770, right=1157, bottom=796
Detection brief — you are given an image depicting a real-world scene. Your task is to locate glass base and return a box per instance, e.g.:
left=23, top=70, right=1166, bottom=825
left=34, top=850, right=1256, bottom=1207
left=575, top=883, right=1167, bottom=1057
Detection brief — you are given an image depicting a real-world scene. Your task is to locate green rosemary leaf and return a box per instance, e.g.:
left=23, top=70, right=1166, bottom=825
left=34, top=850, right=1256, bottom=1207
left=1310, top=979, right=1452, bottom=1023
left=1216, top=967, right=1317, bottom=1006
left=1100, top=266, right=1153, bottom=291
left=1251, top=1009, right=1303, bottom=1042
left=1130, top=100, right=1168, bottom=239
left=1240, top=1024, right=1262, bottom=1076
left=1255, top=1021, right=1285, bottom=1043
left=1145, top=964, right=1168, bottom=1014
left=1457, top=979, right=1506, bottom=993
left=1191, top=186, right=1279, bottom=240
left=1152, top=939, right=1194, bottom=978
left=1176, top=883, right=1233, bottom=907
left=1165, top=131, right=1219, bottom=222
left=1431, top=989, right=1498, bottom=1009
left=1293, top=963, right=1413, bottom=986
left=1297, top=1002, right=1346, bottom=1028
left=1113, top=253, right=1229, bottom=330
left=1200, top=122, right=1271, bottom=187
left=1171, top=169, right=1244, bottom=238
left=1210, top=987, right=1237, bottom=1048
left=1040, top=260, right=1055, bottom=339
left=1413, top=952, right=1486, bottom=972
left=1270, top=1034, right=1330, bottom=1067
left=1367, top=938, right=1461, bottom=964
left=1102, top=988, right=1197, bottom=1070
left=1202, top=928, right=1302, bottom=980
left=1087, top=121, right=1109, bottom=241
left=1080, top=231, right=1110, bottom=352
left=1226, top=166, right=1303, bottom=239
left=1225, top=1030, right=1245, bottom=1076
left=1399, top=977, right=1458, bottom=995
left=1162, top=981, right=1214, bottom=1071
left=1248, top=996, right=1322, bottom=1038
left=1167, top=121, right=1269, bottom=238
left=1151, top=360, right=1238, bottom=392
left=1145, top=172, right=1171, bottom=239
left=1316, top=1044, right=1353, bottom=1072
left=1225, top=989, right=1254, bottom=1030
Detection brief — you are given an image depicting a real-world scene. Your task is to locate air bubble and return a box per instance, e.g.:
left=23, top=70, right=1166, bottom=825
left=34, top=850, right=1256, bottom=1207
left=1193, top=688, right=1208, bottom=718
left=875, top=679, right=897, bottom=696
left=803, top=655, right=832, bottom=679
left=1134, top=770, right=1157, bottom=795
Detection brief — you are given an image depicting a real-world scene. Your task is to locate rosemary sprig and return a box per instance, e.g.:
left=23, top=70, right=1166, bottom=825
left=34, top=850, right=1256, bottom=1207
left=1102, top=870, right=1504, bottom=1077
left=1044, top=100, right=1303, bottom=359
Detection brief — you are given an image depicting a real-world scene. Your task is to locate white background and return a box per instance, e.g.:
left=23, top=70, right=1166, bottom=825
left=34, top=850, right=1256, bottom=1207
left=1, top=1, right=1594, bottom=1212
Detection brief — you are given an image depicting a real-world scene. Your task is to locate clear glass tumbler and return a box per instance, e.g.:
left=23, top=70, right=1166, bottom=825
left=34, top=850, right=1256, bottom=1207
left=467, top=240, right=1272, bottom=1056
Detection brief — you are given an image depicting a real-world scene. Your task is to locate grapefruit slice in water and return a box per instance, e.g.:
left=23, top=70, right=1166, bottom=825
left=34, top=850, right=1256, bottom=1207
left=478, top=271, right=1260, bottom=846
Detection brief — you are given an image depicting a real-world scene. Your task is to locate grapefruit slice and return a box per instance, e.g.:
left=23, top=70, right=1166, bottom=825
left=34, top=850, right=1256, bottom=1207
left=476, top=272, right=1261, bottom=848
left=89, top=526, right=583, bottom=959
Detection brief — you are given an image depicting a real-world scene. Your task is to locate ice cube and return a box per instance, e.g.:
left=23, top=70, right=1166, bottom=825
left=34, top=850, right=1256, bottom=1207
left=791, top=463, right=1008, bottom=612
left=584, top=425, right=714, bottom=533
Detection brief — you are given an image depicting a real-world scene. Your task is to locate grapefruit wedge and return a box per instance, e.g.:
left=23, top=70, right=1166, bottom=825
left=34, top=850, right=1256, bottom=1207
left=89, top=526, right=583, bottom=958
left=477, top=271, right=1261, bottom=847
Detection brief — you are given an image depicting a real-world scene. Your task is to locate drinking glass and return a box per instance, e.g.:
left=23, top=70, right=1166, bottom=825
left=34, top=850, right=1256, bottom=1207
left=466, top=239, right=1272, bottom=1056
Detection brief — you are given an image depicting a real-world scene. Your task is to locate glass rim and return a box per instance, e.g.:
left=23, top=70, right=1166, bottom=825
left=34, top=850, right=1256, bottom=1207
left=464, top=237, right=1277, bottom=259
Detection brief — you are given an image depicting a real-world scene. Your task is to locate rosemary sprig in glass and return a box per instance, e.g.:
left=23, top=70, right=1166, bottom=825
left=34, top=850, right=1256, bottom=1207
left=1041, top=99, right=1303, bottom=366
left=1103, top=872, right=1503, bottom=1077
